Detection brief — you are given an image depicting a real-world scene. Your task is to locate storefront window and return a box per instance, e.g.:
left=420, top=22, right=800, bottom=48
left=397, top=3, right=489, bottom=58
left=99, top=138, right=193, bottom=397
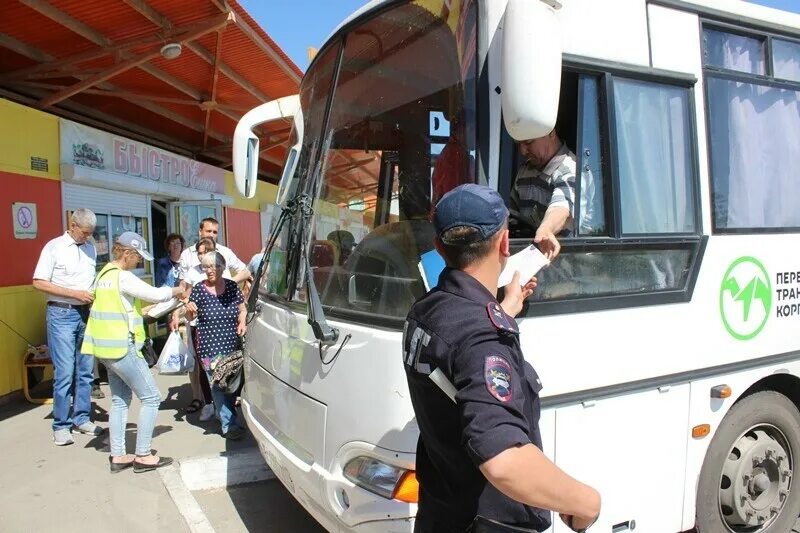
left=93, top=216, right=110, bottom=265
left=90, top=213, right=148, bottom=274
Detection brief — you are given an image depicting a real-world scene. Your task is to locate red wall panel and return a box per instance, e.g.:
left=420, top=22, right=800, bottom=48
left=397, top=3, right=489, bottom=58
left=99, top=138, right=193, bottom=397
left=224, top=207, right=261, bottom=268
left=0, top=172, right=63, bottom=287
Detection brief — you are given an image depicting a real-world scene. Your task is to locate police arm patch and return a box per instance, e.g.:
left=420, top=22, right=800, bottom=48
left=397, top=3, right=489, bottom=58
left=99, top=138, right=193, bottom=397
left=485, top=355, right=513, bottom=402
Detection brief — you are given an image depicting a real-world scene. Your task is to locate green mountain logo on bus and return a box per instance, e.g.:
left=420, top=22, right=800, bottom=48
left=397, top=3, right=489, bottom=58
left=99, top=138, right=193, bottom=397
left=720, top=256, right=772, bottom=341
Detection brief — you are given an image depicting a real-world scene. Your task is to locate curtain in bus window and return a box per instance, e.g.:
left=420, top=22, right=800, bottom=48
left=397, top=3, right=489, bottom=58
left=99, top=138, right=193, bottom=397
left=613, top=79, right=696, bottom=234
left=707, top=78, right=800, bottom=229
left=773, top=40, right=800, bottom=83
left=703, top=29, right=765, bottom=75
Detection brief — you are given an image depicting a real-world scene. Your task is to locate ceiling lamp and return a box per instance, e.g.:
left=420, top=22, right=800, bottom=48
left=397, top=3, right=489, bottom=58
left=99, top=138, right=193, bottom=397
left=160, top=43, right=182, bottom=60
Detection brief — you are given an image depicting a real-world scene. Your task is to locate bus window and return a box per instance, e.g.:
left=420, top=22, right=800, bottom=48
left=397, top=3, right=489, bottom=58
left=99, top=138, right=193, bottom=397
left=508, top=72, right=608, bottom=239
left=576, top=76, right=607, bottom=236
left=704, top=26, right=800, bottom=232
left=613, top=78, right=697, bottom=235
left=298, top=0, right=478, bottom=322
left=503, top=68, right=703, bottom=311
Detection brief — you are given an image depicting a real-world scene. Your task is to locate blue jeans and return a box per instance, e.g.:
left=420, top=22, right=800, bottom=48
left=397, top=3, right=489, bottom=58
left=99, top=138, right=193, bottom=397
left=205, top=369, right=239, bottom=434
left=104, top=345, right=162, bottom=457
left=47, top=305, right=94, bottom=431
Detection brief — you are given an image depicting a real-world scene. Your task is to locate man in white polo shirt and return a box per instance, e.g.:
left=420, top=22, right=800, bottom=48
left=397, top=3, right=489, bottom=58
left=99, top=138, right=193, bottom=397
left=178, top=217, right=251, bottom=284
left=33, top=208, right=104, bottom=446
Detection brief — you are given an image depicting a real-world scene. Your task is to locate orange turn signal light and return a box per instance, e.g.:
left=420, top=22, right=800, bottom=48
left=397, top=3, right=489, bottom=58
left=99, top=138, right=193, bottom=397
left=394, top=471, right=419, bottom=503
left=693, top=424, right=711, bottom=439
left=711, top=385, right=732, bottom=399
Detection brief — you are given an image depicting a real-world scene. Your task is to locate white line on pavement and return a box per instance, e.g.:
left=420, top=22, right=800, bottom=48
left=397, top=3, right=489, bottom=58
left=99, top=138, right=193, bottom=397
left=159, top=463, right=216, bottom=533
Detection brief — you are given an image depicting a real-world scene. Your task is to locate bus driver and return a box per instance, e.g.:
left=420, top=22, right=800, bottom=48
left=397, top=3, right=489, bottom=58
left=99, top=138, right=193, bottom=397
left=510, top=130, right=596, bottom=260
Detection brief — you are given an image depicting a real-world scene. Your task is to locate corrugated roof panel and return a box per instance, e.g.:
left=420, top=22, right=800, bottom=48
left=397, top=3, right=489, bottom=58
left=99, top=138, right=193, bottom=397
left=0, top=0, right=299, bottom=176
left=145, top=0, right=223, bottom=28
left=1, top=2, right=96, bottom=58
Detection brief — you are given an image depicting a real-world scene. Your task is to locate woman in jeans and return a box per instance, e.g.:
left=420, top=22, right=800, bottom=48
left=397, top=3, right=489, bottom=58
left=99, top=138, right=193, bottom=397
left=82, top=232, right=185, bottom=473
left=185, top=251, right=246, bottom=440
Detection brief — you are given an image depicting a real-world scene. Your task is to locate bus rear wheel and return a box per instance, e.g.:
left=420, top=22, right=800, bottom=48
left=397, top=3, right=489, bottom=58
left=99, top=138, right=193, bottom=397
left=697, top=391, right=800, bottom=533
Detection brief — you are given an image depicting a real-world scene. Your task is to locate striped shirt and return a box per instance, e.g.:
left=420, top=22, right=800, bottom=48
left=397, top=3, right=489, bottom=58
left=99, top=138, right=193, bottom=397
left=512, top=143, right=577, bottom=232
left=512, top=143, right=599, bottom=235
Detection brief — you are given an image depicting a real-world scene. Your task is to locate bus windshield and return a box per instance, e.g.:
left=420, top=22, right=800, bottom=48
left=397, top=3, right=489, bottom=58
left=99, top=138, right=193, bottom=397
left=293, top=0, right=478, bottom=323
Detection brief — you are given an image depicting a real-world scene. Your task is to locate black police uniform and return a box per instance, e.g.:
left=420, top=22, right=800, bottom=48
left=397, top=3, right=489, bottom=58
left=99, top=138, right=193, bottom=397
left=403, top=267, right=551, bottom=533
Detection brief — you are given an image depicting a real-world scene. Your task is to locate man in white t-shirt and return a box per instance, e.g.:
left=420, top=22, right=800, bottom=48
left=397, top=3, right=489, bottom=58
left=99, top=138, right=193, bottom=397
left=178, top=217, right=250, bottom=284
left=32, top=208, right=104, bottom=446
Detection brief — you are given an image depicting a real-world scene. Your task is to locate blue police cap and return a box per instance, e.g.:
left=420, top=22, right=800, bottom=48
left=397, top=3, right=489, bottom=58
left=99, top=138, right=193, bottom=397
left=433, top=184, right=509, bottom=244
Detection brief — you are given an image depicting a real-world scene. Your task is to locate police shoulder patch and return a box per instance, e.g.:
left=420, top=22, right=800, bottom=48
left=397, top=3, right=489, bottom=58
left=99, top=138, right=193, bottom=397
left=485, top=355, right=513, bottom=402
left=486, top=302, right=518, bottom=334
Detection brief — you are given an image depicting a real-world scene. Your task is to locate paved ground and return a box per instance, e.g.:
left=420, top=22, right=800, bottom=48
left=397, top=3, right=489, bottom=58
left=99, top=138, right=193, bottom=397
left=0, top=371, right=280, bottom=532
left=7, top=372, right=800, bottom=533
left=195, top=480, right=325, bottom=533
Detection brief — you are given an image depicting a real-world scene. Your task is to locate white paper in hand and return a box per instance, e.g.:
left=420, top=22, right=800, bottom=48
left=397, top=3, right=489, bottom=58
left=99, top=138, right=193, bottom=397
left=498, top=245, right=550, bottom=287
left=146, top=298, right=183, bottom=319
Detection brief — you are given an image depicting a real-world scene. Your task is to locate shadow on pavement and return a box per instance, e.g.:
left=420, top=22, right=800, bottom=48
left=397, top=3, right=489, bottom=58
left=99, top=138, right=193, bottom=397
left=220, top=480, right=327, bottom=533
left=0, top=396, right=42, bottom=424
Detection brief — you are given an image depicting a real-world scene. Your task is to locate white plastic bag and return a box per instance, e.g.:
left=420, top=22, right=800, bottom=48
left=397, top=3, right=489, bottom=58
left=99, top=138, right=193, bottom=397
left=156, top=331, right=194, bottom=375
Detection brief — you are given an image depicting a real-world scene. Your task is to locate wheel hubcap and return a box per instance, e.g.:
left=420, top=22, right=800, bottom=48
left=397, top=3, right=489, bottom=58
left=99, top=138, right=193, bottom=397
left=719, top=427, right=792, bottom=531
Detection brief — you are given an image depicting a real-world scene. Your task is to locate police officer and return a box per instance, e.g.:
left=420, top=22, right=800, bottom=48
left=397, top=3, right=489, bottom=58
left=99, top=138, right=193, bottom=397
left=403, top=184, right=601, bottom=533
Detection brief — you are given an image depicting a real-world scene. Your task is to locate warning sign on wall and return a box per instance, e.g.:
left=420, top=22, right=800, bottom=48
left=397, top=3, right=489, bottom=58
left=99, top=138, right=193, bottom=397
left=12, top=202, right=37, bottom=239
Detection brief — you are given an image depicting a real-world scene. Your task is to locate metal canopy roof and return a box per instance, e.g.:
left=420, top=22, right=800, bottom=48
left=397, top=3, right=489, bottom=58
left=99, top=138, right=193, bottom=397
left=0, top=0, right=302, bottom=180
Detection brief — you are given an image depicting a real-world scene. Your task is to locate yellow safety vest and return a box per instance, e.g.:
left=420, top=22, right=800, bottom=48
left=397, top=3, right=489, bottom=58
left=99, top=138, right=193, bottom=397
left=81, top=264, right=145, bottom=359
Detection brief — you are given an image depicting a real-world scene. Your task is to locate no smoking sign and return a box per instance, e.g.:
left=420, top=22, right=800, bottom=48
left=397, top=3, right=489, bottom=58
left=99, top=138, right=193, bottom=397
left=12, top=202, right=37, bottom=239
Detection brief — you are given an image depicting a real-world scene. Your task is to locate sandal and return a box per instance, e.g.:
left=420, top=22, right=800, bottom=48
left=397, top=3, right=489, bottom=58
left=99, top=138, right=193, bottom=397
left=185, top=399, right=203, bottom=413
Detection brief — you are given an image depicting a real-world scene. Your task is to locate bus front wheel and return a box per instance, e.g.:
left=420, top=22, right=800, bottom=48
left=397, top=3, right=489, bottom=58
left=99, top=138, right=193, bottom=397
left=697, top=391, right=800, bottom=533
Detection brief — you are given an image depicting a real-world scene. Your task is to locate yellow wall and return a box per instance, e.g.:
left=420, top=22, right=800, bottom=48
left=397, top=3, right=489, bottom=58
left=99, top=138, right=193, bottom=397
left=0, top=103, right=283, bottom=398
left=225, top=170, right=279, bottom=212
left=0, top=98, right=60, bottom=181
left=0, top=286, right=47, bottom=396
left=0, top=99, right=60, bottom=398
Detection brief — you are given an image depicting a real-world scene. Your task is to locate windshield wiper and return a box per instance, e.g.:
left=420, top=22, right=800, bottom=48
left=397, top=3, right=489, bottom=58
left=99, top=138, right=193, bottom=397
left=246, top=193, right=341, bottom=349
left=246, top=194, right=297, bottom=320
left=295, top=194, right=340, bottom=346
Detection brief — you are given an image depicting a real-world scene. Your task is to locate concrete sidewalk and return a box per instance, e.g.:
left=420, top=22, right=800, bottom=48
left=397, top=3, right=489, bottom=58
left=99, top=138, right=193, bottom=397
left=0, top=372, right=260, bottom=533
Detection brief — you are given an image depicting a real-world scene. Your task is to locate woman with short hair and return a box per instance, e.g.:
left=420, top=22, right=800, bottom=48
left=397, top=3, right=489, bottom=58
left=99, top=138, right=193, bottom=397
left=184, top=251, right=246, bottom=440
left=176, top=237, right=216, bottom=417
left=82, top=232, right=185, bottom=473
left=155, top=233, right=185, bottom=288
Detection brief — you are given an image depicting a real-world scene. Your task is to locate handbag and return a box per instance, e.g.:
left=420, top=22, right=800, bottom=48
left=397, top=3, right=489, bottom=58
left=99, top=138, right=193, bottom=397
left=141, top=337, right=158, bottom=368
left=211, top=337, right=245, bottom=394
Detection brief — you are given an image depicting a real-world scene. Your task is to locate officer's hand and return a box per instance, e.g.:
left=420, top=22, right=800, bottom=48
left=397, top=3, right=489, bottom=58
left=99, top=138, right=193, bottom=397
left=534, top=227, right=560, bottom=261
left=500, top=272, right=537, bottom=318
left=559, top=485, right=601, bottom=532
left=73, top=290, right=94, bottom=304
left=560, top=512, right=599, bottom=532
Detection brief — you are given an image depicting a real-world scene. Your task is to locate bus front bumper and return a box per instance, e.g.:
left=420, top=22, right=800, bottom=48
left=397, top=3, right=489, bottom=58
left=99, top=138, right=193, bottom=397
left=242, top=397, right=416, bottom=533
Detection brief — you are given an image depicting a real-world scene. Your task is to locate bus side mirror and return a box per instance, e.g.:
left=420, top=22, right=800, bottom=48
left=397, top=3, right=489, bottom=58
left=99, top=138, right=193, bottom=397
left=501, top=0, right=563, bottom=141
left=233, top=94, right=302, bottom=198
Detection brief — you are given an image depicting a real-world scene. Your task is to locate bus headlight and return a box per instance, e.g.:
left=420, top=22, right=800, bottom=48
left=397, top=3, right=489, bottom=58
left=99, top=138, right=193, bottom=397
left=343, top=456, right=419, bottom=502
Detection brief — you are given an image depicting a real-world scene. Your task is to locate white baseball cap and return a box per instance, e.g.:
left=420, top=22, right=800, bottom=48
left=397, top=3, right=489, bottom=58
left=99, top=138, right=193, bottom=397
left=116, top=231, right=154, bottom=261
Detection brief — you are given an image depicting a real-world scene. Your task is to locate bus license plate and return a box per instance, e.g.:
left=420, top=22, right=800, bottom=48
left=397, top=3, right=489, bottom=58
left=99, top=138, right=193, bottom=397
left=263, top=447, right=295, bottom=493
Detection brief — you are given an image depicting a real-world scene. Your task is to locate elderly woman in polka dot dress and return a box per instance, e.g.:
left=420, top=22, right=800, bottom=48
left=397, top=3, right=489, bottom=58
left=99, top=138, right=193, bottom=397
left=184, top=251, right=246, bottom=440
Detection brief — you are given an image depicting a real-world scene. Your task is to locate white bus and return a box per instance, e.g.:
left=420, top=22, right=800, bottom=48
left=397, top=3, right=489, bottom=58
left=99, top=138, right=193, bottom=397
left=232, top=1, right=800, bottom=531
